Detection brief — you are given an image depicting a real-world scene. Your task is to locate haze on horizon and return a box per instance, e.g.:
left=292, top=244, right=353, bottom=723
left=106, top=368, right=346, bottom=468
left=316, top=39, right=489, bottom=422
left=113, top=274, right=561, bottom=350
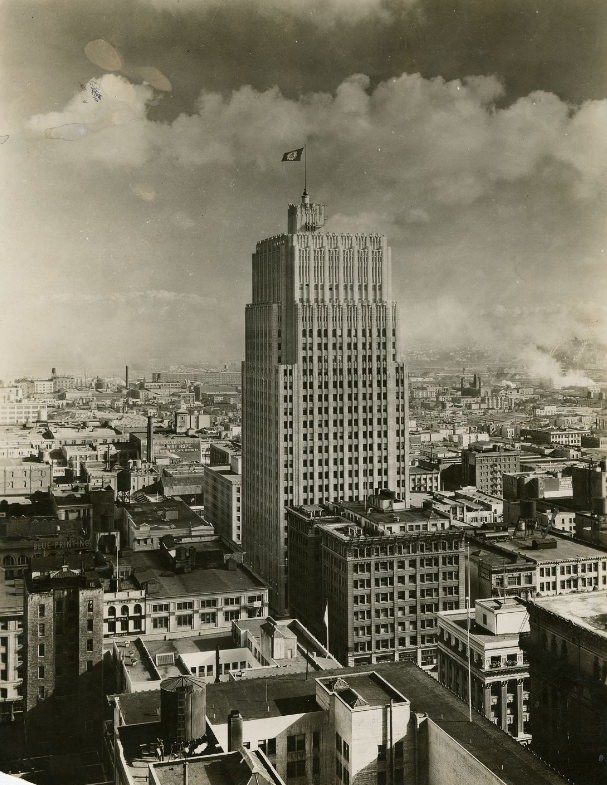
left=1, top=0, right=606, bottom=381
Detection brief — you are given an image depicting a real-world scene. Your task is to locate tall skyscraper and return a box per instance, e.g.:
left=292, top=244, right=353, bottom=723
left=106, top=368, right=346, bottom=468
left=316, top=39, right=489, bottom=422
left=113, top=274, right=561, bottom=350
left=242, top=191, right=409, bottom=612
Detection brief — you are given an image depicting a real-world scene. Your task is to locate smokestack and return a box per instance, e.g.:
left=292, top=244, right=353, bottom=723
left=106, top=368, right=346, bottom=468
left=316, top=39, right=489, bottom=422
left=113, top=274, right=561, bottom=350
left=146, top=415, right=153, bottom=463
left=227, top=710, right=244, bottom=751
left=125, top=365, right=129, bottom=390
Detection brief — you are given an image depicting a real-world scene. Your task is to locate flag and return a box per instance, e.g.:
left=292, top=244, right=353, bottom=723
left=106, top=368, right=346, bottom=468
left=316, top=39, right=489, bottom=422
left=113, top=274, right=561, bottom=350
left=324, top=601, right=329, bottom=627
left=282, top=147, right=304, bottom=162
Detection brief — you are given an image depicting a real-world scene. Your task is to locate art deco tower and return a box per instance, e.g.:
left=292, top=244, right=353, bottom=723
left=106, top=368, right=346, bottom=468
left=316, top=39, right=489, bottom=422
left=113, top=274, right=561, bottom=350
left=242, top=192, right=409, bottom=612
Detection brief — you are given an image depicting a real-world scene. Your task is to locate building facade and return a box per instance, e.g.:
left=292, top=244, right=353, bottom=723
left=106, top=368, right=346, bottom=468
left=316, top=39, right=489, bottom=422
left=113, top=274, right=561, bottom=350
left=437, top=598, right=531, bottom=743
left=242, top=192, right=409, bottom=612
left=461, top=443, right=520, bottom=496
left=524, top=592, right=607, bottom=785
left=203, top=453, right=242, bottom=545
left=24, top=567, right=104, bottom=753
left=288, top=491, right=465, bottom=668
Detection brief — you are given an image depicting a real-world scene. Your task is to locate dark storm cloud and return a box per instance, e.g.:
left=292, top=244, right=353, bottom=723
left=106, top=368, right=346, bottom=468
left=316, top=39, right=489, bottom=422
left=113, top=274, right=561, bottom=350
left=4, top=0, right=607, bottom=128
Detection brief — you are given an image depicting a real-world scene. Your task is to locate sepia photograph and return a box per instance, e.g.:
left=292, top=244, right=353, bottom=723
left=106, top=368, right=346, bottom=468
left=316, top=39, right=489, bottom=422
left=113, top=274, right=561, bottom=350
left=0, top=1, right=606, bottom=784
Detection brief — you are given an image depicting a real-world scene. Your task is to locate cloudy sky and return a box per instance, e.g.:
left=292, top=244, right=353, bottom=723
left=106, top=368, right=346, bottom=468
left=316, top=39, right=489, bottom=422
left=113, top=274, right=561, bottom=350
left=1, top=0, right=606, bottom=379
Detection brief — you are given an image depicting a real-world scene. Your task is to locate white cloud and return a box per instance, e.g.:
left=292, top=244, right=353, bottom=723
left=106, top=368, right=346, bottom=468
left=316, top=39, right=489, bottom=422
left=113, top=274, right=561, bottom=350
left=14, top=67, right=607, bottom=368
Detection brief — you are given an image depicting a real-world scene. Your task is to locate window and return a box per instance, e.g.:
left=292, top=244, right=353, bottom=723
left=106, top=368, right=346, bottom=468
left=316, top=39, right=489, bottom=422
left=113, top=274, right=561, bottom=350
left=38, top=624, right=45, bottom=637
left=152, top=603, right=170, bottom=613
left=38, top=665, right=45, bottom=679
left=37, top=643, right=45, bottom=657
left=287, top=733, right=306, bottom=752
left=377, top=744, right=386, bottom=761
left=343, top=740, right=350, bottom=761
left=224, top=610, right=240, bottom=622
left=38, top=605, right=45, bottom=618
left=259, top=738, right=276, bottom=755
left=336, top=732, right=342, bottom=753
left=87, top=600, right=94, bottom=613
left=286, top=760, right=306, bottom=778
left=176, top=601, right=194, bottom=611
left=312, top=731, right=320, bottom=751
left=86, top=639, right=94, bottom=652
left=153, top=617, right=169, bottom=630
left=200, top=612, right=216, bottom=625
left=176, top=614, right=193, bottom=627
left=87, top=619, right=94, bottom=632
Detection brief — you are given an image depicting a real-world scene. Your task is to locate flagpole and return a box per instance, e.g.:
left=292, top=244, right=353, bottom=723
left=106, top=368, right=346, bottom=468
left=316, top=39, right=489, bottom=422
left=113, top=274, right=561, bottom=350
left=304, top=145, right=307, bottom=193
left=466, top=544, right=472, bottom=722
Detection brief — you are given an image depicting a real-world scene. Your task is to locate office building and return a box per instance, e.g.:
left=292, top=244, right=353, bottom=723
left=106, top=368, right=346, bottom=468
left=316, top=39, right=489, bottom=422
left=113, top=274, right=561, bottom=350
left=524, top=591, right=607, bottom=785
left=287, top=490, right=465, bottom=667
left=203, top=452, right=242, bottom=545
left=461, top=443, right=520, bottom=496
left=242, top=191, right=409, bottom=611
left=437, top=598, right=531, bottom=743
left=24, top=566, right=104, bottom=753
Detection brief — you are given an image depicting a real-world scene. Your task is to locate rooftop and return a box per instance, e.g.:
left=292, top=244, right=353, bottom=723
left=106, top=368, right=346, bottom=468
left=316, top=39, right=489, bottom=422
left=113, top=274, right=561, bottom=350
left=124, top=497, right=203, bottom=530
left=150, top=751, right=274, bottom=785
left=531, top=591, right=607, bottom=638
left=123, top=549, right=265, bottom=598
left=490, top=534, right=607, bottom=563
left=116, top=662, right=568, bottom=785
left=336, top=500, right=452, bottom=532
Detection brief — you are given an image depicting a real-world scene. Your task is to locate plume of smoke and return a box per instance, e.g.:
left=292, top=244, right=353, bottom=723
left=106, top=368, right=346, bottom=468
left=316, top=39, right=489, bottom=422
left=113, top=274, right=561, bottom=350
left=520, top=345, right=595, bottom=388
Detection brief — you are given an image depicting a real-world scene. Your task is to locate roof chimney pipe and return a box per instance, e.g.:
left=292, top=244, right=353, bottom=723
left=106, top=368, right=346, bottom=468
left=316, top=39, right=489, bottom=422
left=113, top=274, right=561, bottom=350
left=146, top=415, right=153, bottom=463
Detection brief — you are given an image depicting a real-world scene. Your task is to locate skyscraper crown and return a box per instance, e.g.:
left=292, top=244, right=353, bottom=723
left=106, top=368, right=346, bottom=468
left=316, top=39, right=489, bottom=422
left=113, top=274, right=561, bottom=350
left=287, top=190, right=326, bottom=233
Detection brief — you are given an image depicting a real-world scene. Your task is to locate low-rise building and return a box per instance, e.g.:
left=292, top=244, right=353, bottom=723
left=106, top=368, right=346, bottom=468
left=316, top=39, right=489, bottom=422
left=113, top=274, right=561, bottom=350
left=468, top=532, right=607, bottom=600
left=0, top=403, right=48, bottom=426
left=121, top=497, right=210, bottom=551
left=0, top=460, right=52, bottom=496
left=409, top=465, right=440, bottom=493
left=521, top=427, right=590, bottom=447
left=109, top=547, right=268, bottom=639
left=437, top=598, right=531, bottom=743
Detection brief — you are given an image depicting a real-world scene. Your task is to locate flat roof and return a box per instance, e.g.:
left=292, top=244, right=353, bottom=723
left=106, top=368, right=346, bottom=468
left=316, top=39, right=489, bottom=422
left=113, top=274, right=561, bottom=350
left=492, top=535, right=607, bottom=563
left=125, top=498, right=202, bottom=529
left=151, top=752, right=265, bottom=785
left=319, top=671, right=407, bottom=707
left=124, top=550, right=265, bottom=598
left=338, top=500, right=449, bottom=529
left=531, top=591, right=607, bottom=638
left=439, top=610, right=525, bottom=644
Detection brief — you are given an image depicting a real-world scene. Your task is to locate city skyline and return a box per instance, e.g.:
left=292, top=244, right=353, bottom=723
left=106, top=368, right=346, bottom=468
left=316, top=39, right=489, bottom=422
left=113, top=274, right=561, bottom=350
left=2, top=0, right=607, bottom=379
